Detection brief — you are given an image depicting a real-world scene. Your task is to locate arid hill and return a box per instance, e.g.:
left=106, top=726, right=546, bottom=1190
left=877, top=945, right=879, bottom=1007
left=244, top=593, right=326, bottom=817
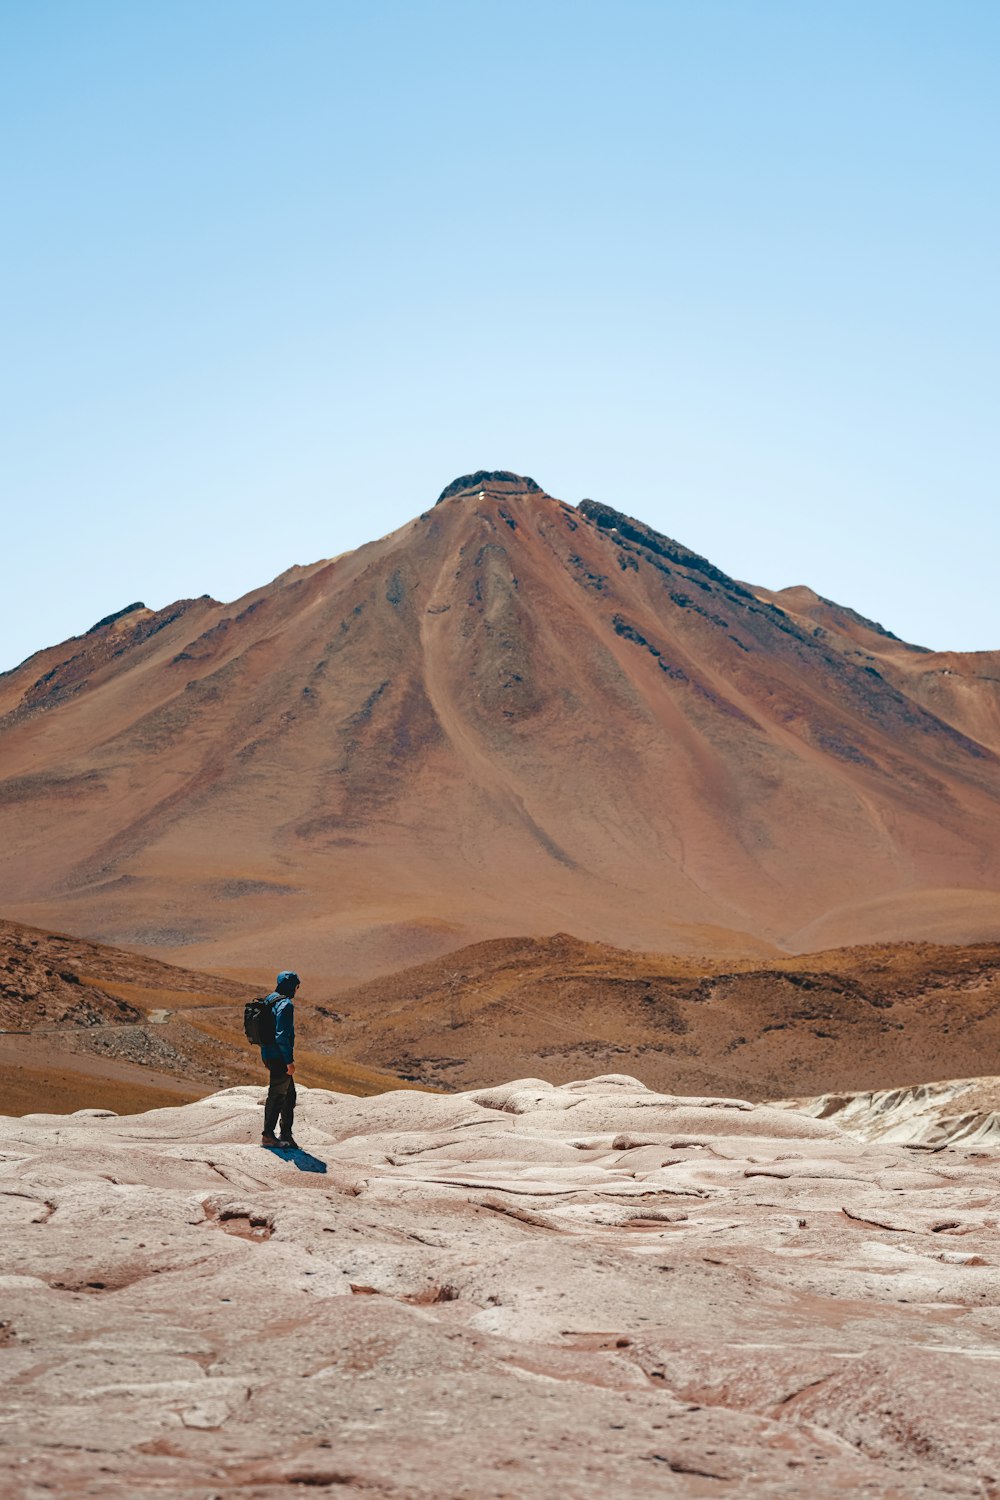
left=0, top=915, right=249, bottom=1030
left=310, top=931, right=1000, bottom=1101
left=8, top=916, right=1000, bottom=1122
left=2, top=470, right=1000, bottom=979
left=9, top=915, right=1000, bottom=1122
left=0, top=918, right=410, bottom=1116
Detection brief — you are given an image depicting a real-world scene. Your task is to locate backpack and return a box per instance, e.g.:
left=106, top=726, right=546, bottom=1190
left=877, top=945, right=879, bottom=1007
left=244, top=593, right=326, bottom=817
left=243, top=994, right=278, bottom=1047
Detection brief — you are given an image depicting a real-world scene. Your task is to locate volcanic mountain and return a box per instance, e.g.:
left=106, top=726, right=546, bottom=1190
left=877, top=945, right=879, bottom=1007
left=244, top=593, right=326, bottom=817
left=2, top=470, right=1000, bottom=982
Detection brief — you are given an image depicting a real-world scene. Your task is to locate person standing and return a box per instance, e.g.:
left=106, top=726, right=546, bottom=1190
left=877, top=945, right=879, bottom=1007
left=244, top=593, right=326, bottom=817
left=260, top=970, right=299, bottom=1149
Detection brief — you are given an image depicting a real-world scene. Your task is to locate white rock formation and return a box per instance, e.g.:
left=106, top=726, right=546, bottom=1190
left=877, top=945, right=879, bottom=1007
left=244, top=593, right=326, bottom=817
left=2, top=1075, right=999, bottom=1497
left=780, top=1074, right=1000, bottom=1148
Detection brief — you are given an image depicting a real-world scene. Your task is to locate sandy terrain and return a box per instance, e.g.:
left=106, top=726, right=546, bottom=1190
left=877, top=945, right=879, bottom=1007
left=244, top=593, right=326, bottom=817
left=2, top=1075, right=998, bottom=1498
left=1, top=472, right=999, bottom=980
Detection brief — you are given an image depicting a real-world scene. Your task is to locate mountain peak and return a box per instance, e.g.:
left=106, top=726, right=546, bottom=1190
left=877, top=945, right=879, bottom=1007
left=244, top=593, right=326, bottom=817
left=86, top=601, right=148, bottom=634
left=436, top=470, right=544, bottom=504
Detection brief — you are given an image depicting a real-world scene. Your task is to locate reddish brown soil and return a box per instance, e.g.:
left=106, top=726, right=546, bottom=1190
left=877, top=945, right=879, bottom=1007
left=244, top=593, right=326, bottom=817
left=0, top=1035, right=203, bottom=1116
left=1, top=472, right=998, bottom=981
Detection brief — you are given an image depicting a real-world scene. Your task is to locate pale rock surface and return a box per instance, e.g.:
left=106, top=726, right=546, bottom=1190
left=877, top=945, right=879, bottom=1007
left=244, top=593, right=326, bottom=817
left=782, top=1074, right=1000, bottom=1148
left=1, top=1075, right=999, bottom=1498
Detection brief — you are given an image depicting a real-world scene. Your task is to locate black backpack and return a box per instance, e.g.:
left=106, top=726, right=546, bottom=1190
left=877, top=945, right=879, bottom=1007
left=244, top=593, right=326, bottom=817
left=243, top=994, right=278, bottom=1047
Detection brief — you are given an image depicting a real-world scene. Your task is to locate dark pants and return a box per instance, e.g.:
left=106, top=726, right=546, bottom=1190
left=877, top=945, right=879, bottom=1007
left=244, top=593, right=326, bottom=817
left=263, top=1061, right=296, bottom=1138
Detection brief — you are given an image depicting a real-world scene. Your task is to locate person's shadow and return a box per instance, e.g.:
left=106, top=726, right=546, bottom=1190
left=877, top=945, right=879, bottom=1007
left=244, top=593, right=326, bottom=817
left=263, top=1145, right=327, bottom=1174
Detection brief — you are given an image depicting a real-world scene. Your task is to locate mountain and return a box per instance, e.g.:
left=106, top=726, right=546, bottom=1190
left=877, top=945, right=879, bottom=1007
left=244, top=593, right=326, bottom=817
left=2, top=470, right=1000, bottom=981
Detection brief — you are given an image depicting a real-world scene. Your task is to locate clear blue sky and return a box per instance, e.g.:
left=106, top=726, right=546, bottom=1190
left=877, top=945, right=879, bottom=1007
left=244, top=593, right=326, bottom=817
left=3, top=0, right=997, bottom=671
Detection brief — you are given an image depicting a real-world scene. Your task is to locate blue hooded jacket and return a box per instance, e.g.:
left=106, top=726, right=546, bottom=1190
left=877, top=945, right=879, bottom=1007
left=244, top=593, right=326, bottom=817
left=260, top=972, right=297, bottom=1066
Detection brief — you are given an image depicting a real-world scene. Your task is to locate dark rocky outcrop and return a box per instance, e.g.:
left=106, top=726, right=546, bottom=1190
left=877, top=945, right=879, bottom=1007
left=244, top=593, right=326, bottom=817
left=86, top=602, right=147, bottom=634
left=436, top=471, right=543, bottom=503
left=577, top=499, right=749, bottom=595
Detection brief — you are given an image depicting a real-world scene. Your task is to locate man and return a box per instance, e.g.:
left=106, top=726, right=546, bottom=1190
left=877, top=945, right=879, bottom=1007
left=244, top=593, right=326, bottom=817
left=260, top=970, right=299, bottom=1150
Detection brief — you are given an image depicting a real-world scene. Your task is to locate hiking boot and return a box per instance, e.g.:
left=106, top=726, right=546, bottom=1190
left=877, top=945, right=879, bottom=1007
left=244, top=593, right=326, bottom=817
left=277, top=1134, right=300, bottom=1150
left=261, top=1133, right=281, bottom=1148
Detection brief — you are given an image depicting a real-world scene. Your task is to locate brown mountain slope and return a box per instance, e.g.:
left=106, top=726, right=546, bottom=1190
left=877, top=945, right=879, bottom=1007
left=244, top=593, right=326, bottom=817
left=1, top=470, right=999, bottom=978
left=757, top=582, right=1000, bottom=758
left=312, top=932, right=1000, bottom=1102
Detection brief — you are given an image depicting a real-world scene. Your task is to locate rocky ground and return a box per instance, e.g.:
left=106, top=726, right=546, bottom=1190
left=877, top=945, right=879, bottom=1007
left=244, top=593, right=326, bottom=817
left=2, top=1075, right=999, bottom=1497
left=0, top=918, right=252, bottom=1031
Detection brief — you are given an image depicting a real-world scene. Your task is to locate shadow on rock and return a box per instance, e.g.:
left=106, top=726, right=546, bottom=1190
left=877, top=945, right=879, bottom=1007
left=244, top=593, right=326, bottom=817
left=261, top=1144, right=327, bottom=1173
